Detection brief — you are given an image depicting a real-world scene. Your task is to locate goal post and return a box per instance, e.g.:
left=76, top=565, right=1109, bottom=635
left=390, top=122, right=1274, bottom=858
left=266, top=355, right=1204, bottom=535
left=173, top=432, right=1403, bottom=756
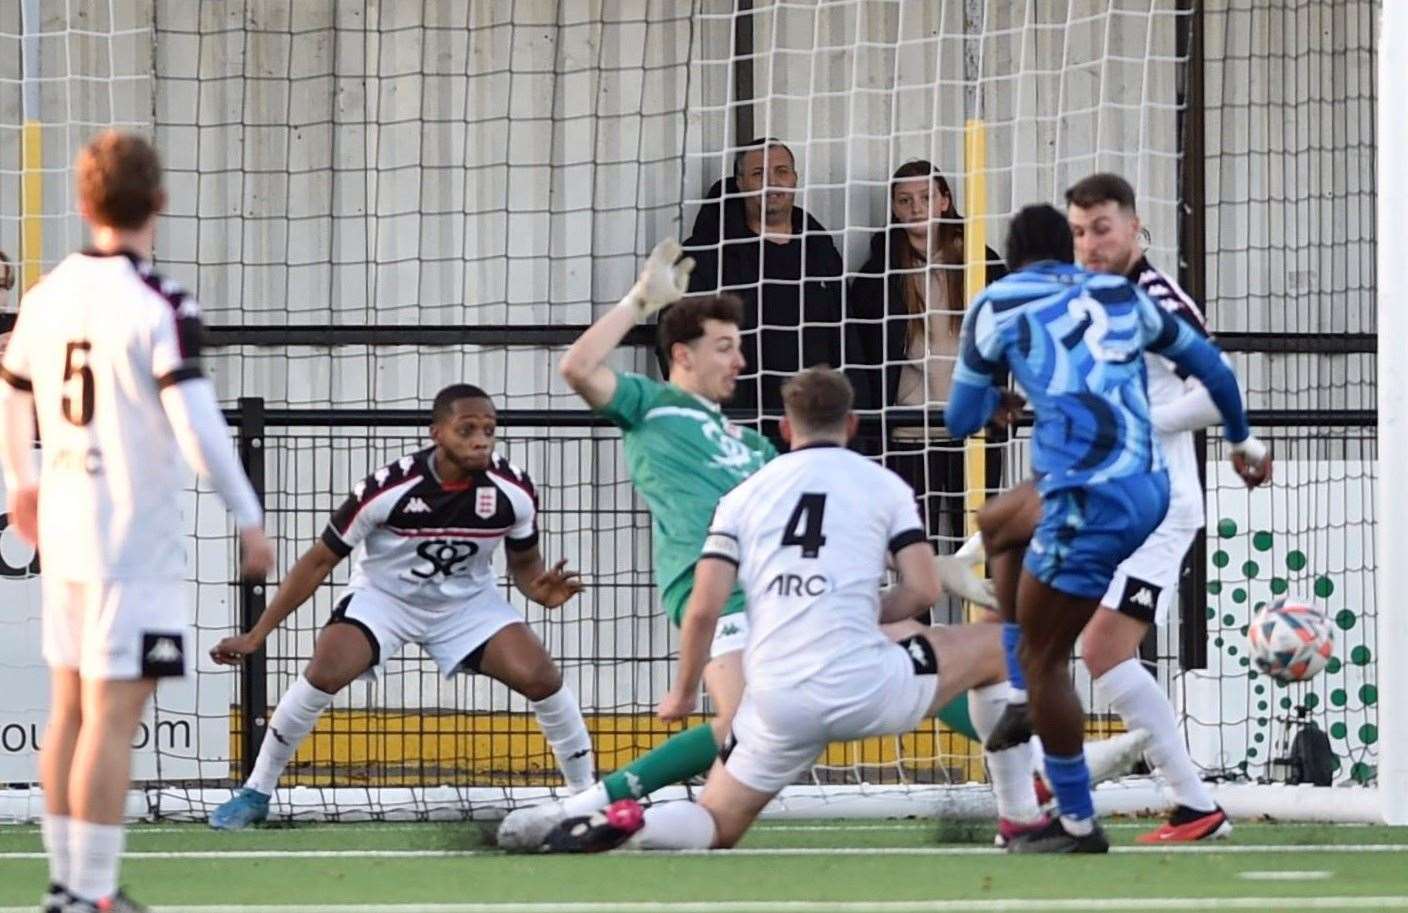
left=0, top=0, right=1390, bottom=825
left=1376, top=0, right=1407, bottom=827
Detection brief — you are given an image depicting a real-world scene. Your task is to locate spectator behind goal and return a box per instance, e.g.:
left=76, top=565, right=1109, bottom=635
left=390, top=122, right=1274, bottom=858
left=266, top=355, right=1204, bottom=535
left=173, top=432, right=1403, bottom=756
left=680, top=138, right=852, bottom=446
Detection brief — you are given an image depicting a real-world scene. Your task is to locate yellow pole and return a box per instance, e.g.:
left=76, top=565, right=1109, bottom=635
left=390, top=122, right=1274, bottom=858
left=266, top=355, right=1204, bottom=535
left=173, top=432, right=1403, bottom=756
left=20, top=120, right=43, bottom=293
left=962, top=118, right=989, bottom=621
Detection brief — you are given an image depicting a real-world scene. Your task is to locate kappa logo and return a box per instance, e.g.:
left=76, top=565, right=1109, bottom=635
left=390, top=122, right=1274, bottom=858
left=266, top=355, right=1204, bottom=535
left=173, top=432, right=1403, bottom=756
left=374, top=467, right=391, bottom=486
left=624, top=771, right=644, bottom=798
left=1120, top=577, right=1162, bottom=620
left=146, top=637, right=181, bottom=664
left=719, top=623, right=740, bottom=638
left=398, top=455, right=415, bottom=474
left=404, top=497, right=431, bottom=514
left=907, top=639, right=927, bottom=665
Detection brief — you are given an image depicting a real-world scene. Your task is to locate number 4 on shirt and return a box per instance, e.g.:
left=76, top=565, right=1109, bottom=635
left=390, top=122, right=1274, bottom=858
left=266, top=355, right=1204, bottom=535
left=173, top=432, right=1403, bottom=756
left=782, top=493, right=827, bottom=558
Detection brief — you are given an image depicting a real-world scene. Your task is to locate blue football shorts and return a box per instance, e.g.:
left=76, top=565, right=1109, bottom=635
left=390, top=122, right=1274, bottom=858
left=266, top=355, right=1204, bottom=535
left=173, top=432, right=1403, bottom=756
left=1024, top=470, right=1171, bottom=600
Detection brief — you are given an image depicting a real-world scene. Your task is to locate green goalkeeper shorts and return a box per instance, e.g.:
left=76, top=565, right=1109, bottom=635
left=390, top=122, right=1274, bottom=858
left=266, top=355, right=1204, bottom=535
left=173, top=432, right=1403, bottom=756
left=661, top=567, right=747, bottom=628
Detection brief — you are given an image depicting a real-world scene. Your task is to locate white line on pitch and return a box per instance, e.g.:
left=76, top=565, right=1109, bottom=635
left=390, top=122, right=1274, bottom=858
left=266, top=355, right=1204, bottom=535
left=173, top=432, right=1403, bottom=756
left=1, top=843, right=1407, bottom=860
left=0, top=896, right=1404, bottom=913
left=1237, top=870, right=1334, bottom=881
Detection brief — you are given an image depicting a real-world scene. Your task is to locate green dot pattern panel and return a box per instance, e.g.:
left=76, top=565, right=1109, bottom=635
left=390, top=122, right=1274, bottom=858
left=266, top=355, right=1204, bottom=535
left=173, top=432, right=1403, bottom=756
left=1196, top=429, right=1377, bottom=786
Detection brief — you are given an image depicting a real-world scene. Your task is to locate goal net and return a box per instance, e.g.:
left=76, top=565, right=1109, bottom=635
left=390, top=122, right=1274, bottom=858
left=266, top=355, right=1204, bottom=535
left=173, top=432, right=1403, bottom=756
left=0, top=0, right=1384, bottom=824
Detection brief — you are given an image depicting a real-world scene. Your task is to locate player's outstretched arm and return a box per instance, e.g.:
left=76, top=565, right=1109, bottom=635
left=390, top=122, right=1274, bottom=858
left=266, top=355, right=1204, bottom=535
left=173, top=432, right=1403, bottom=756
left=159, top=377, right=275, bottom=576
left=880, top=540, right=944, bottom=624
left=210, top=539, right=342, bottom=665
left=943, top=300, right=1004, bottom=438
left=0, top=380, right=38, bottom=545
left=558, top=238, right=694, bottom=409
left=506, top=544, right=583, bottom=608
left=1150, top=376, right=1222, bottom=435
left=658, top=556, right=735, bottom=723
left=1140, top=306, right=1270, bottom=487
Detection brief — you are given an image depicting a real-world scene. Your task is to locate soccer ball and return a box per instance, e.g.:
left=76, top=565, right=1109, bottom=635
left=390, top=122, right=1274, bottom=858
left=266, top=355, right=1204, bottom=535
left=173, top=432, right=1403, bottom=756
left=1247, top=597, right=1334, bottom=684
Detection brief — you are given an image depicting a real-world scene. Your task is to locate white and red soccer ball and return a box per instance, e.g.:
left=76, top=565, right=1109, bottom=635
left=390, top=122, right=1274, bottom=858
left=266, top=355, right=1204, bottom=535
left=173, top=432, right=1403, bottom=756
left=1248, top=597, right=1334, bottom=684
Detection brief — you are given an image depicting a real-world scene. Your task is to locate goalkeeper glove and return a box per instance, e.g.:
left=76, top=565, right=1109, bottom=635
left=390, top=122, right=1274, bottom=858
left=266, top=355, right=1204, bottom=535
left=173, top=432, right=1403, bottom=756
left=617, top=238, right=695, bottom=320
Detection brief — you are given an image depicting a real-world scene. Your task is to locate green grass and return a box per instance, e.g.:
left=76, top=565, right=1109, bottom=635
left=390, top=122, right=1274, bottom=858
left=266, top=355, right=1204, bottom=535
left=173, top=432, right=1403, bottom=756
left=1, top=818, right=1406, bottom=912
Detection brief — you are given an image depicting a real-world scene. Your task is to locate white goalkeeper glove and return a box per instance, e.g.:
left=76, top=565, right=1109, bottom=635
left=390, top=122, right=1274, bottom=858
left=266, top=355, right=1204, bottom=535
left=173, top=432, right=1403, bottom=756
left=617, top=238, right=695, bottom=320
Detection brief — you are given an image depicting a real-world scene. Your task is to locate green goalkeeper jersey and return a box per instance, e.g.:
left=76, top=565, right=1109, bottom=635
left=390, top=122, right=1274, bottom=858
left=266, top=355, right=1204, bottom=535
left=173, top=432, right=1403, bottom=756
left=597, top=371, right=776, bottom=624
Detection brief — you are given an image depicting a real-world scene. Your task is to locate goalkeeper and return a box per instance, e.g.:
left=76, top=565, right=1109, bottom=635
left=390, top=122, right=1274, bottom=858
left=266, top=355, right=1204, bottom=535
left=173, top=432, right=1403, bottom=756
left=498, top=242, right=1001, bottom=850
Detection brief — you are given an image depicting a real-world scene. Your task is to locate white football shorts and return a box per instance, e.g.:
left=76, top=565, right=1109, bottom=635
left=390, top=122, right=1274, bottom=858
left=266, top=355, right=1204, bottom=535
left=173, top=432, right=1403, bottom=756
left=711, top=612, right=750, bottom=659
left=329, top=586, right=522, bottom=681
left=1100, top=519, right=1200, bottom=626
left=42, top=576, right=188, bottom=680
left=723, top=640, right=939, bottom=794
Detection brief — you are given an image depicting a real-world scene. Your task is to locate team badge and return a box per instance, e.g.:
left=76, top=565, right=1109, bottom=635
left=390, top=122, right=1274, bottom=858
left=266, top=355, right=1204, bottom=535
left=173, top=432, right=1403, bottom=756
left=475, top=486, right=498, bottom=518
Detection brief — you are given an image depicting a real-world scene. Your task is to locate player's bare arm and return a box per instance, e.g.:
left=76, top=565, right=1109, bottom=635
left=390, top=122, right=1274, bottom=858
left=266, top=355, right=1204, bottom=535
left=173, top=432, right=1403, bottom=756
left=506, top=544, right=583, bottom=608
left=210, top=539, right=342, bottom=665
left=879, top=540, right=944, bottom=624
left=559, top=238, right=695, bottom=408
left=658, top=556, right=735, bottom=722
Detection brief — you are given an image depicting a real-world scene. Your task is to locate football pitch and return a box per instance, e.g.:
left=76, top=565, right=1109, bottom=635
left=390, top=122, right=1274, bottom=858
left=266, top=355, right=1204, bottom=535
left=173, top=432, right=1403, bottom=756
left=1, top=819, right=1407, bottom=912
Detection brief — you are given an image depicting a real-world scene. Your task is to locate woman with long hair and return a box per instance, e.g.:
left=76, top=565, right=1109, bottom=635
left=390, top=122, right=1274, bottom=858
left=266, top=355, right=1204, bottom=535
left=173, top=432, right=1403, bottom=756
left=847, top=161, right=1005, bottom=579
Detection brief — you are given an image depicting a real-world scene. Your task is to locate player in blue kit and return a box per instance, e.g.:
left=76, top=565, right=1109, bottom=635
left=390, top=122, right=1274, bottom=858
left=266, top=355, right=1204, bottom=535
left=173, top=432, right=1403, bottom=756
left=944, top=205, right=1270, bottom=852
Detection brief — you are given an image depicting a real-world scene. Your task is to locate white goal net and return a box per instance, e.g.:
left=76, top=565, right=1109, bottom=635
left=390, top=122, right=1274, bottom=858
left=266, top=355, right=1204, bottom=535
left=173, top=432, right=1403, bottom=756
left=0, top=0, right=1384, bottom=823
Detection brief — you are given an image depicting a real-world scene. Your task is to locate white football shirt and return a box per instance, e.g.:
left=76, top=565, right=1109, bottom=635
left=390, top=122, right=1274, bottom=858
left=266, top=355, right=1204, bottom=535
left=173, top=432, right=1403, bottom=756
left=322, top=448, right=539, bottom=609
left=701, top=442, right=926, bottom=689
left=1131, top=258, right=1211, bottom=529
left=0, top=250, right=210, bottom=581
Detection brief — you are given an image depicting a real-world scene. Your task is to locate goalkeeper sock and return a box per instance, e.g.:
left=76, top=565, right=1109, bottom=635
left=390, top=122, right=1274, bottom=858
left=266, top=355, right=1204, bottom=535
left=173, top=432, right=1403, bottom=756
left=245, top=675, right=335, bottom=795
left=1094, top=658, right=1214, bottom=812
left=933, top=691, right=980, bottom=742
left=626, top=800, right=717, bottom=850
left=603, top=723, right=718, bottom=803
left=968, top=682, right=1042, bottom=823
left=41, top=813, right=71, bottom=889
left=530, top=686, right=595, bottom=793
left=1002, top=623, right=1028, bottom=701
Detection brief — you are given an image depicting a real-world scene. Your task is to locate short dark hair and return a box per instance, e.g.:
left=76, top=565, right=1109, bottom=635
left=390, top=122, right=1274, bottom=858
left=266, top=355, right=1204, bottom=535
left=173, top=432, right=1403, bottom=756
left=732, top=137, right=795, bottom=178
left=781, top=366, right=853, bottom=433
left=1004, top=204, right=1075, bottom=272
left=431, top=383, right=493, bottom=423
left=658, top=294, right=744, bottom=365
left=76, top=130, right=164, bottom=230
left=1065, top=172, right=1137, bottom=212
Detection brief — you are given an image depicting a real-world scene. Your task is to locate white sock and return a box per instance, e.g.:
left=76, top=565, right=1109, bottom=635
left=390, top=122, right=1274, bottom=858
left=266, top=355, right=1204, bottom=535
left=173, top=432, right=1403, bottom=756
left=968, top=683, right=1042, bottom=823
left=955, top=532, right=986, bottom=562
left=1094, top=658, right=1215, bottom=812
left=1060, top=813, right=1095, bottom=836
left=245, top=675, right=336, bottom=796
left=67, top=819, right=124, bottom=904
left=625, top=800, right=717, bottom=850
left=561, top=781, right=610, bottom=817
left=41, top=813, right=71, bottom=888
left=530, top=686, right=595, bottom=793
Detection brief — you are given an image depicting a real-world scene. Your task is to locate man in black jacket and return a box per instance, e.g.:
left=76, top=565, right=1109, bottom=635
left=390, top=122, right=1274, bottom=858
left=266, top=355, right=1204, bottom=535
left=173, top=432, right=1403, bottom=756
left=681, top=139, right=848, bottom=444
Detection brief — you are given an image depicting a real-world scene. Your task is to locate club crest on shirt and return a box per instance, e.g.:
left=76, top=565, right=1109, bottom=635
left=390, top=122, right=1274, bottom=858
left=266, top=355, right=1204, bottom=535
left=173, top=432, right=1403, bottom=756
left=475, top=486, right=498, bottom=519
